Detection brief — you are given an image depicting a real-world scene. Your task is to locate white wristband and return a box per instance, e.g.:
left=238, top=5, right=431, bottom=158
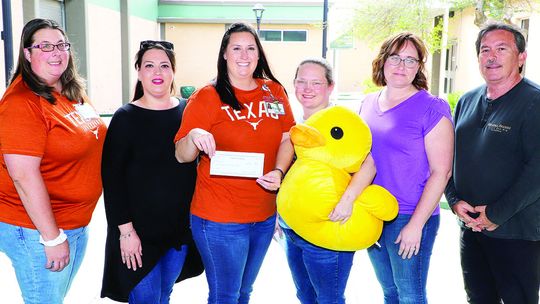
left=39, top=229, right=67, bottom=247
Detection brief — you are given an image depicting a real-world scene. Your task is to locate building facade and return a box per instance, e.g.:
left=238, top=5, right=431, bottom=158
left=438, top=5, right=540, bottom=96
left=0, top=0, right=334, bottom=113
left=1, top=0, right=161, bottom=113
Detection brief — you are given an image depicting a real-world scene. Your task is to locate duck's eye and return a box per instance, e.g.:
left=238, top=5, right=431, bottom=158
left=331, top=127, right=343, bottom=139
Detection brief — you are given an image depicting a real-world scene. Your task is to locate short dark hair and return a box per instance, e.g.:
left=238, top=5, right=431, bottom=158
left=132, top=41, right=176, bottom=102
left=371, top=32, right=429, bottom=91
left=475, top=22, right=526, bottom=55
left=294, top=58, right=334, bottom=85
left=11, top=18, right=86, bottom=104
left=475, top=22, right=526, bottom=73
left=214, top=22, right=283, bottom=110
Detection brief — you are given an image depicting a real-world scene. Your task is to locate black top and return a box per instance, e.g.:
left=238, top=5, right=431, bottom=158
left=445, top=78, right=540, bottom=241
left=100, top=101, right=203, bottom=302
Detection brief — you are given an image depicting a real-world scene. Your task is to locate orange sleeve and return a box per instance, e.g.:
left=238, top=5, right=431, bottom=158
left=175, top=87, right=217, bottom=142
left=0, top=96, right=47, bottom=157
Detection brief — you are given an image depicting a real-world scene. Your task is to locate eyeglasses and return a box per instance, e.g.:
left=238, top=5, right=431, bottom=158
left=26, top=42, right=71, bottom=52
left=139, top=40, right=174, bottom=51
left=386, top=55, right=419, bottom=68
left=294, top=79, right=327, bottom=90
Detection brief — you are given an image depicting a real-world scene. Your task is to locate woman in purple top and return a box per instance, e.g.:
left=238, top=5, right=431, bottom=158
left=359, top=32, right=454, bottom=303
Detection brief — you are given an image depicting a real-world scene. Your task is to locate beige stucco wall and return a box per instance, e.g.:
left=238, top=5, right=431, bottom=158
left=262, top=23, right=323, bottom=94
left=164, top=21, right=378, bottom=96
left=164, top=23, right=224, bottom=91
left=127, top=16, right=160, bottom=100
left=164, top=22, right=323, bottom=95
left=327, top=43, right=378, bottom=93
left=86, top=3, right=123, bottom=113
left=448, top=7, right=485, bottom=93
left=85, top=3, right=159, bottom=114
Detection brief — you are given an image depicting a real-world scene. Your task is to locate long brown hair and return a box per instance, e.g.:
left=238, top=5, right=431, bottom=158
left=214, top=22, right=283, bottom=110
left=11, top=18, right=87, bottom=104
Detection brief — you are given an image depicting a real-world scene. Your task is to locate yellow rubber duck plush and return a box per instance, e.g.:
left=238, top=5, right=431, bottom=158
left=277, top=106, right=398, bottom=251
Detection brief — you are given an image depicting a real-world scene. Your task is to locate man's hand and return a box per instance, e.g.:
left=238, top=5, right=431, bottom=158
left=474, top=205, right=499, bottom=231
left=451, top=200, right=482, bottom=231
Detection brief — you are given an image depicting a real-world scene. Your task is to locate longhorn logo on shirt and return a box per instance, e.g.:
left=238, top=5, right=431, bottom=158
left=245, top=119, right=263, bottom=130
left=64, top=103, right=103, bottom=139
left=221, top=101, right=279, bottom=130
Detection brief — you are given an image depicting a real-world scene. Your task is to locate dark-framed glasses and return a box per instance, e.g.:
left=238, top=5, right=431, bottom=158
left=27, top=42, right=71, bottom=52
left=387, top=55, right=419, bottom=68
left=139, top=40, right=174, bottom=51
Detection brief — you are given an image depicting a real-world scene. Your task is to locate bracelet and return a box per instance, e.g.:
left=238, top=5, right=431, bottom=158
left=119, top=229, right=134, bottom=241
left=39, top=229, right=67, bottom=247
left=273, top=167, right=285, bottom=180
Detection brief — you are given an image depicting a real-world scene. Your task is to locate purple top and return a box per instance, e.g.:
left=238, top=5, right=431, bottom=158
left=359, top=90, right=452, bottom=215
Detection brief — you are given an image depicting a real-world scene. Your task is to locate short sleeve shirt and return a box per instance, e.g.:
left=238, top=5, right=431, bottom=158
left=175, top=79, right=295, bottom=223
left=0, top=76, right=107, bottom=229
left=360, top=90, right=452, bottom=214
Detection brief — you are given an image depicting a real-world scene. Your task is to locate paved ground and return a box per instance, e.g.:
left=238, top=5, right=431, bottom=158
left=1, top=198, right=468, bottom=303
left=1, top=98, right=469, bottom=303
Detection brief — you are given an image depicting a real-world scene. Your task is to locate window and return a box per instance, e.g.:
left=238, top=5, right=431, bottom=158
left=259, top=30, right=307, bottom=42
left=260, top=30, right=281, bottom=42
left=444, top=43, right=458, bottom=94
left=283, top=31, right=307, bottom=42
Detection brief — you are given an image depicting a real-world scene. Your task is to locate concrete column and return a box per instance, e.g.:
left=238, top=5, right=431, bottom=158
left=121, top=0, right=131, bottom=104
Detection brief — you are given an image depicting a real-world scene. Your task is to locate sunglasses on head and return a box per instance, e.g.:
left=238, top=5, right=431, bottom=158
left=139, top=40, right=174, bottom=51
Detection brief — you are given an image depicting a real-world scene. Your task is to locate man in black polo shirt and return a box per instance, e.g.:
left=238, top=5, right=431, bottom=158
left=445, top=22, right=540, bottom=304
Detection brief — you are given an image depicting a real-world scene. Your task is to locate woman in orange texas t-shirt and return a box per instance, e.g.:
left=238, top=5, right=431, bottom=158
left=0, top=19, right=106, bottom=304
left=175, top=22, right=295, bottom=303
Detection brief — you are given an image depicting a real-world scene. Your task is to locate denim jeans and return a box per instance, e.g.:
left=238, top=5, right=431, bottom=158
left=0, top=221, right=88, bottom=304
left=191, top=213, right=276, bottom=304
left=128, top=244, right=188, bottom=304
left=367, top=214, right=440, bottom=304
left=283, top=228, right=354, bottom=304
left=460, top=227, right=540, bottom=304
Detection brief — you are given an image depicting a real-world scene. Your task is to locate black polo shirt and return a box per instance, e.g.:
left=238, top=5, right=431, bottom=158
left=445, top=78, right=540, bottom=241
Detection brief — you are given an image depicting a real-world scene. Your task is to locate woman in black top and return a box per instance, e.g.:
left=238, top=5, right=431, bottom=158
left=100, top=40, right=203, bottom=303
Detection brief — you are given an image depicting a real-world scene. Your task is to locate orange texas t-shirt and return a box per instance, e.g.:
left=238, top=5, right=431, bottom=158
left=0, top=76, right=107, bottom=229
left=175, top=79, right=295, bottom=223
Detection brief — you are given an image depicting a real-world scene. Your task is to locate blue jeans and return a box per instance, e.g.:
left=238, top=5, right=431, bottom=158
left=191, top=213, right=276, bottom=304
left=283, top=228, right=354, bottom=304
left=0, top=222, right=88, bottom=304
left=128, top=244, right=188, bottom=304
left=367, top=214, right=440, bottom=304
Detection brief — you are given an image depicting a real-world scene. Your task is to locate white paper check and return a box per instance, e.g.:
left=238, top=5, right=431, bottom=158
left=210, top=151, right=265, bottom=178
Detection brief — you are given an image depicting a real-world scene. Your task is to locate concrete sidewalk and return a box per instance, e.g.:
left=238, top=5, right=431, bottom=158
left=1, top=199, right=467, bottom=303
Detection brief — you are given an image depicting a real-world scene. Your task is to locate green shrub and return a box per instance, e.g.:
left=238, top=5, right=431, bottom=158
left=446, top=91, right=462, bottom=114
left=361, top=78, right=381, bottom=94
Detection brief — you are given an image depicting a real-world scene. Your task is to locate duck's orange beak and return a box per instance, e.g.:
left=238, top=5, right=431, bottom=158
left=290, top=124, right=325, bottom=148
